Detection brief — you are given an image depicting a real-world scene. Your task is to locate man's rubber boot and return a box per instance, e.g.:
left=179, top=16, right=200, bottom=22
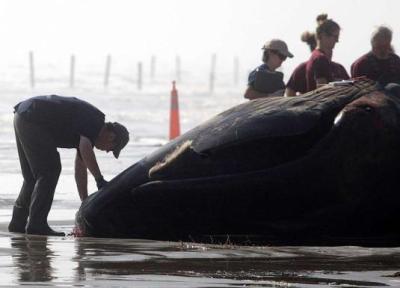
left=8, top=205, right=28, bottom=233
left=26, top=224, right=65, bottom=236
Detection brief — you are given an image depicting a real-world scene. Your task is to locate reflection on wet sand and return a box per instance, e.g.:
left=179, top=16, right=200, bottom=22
left=5, top=231, right=400, bottom=287
left=11, top=235, right=54, bottom=282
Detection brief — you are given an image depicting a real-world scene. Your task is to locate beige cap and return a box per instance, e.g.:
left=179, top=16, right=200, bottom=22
left=262, top=39, right=294, bottom=58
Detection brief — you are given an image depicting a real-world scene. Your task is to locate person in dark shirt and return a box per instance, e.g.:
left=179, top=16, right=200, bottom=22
left=244, top=39, right=293, bottom=100
left=351, top=26, right=400, bottom=85
left=8, top=95, right=130, bottom=236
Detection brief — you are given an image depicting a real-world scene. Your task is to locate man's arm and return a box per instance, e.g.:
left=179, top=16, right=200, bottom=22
left=75, top=152, right=88, bottom=201
left=78, top=135, right=103, bottom=180
left=244, top=87, right=277, bottom=100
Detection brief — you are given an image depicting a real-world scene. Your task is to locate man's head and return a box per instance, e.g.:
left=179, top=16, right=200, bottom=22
left=261, top=39, right=293, bottom=70
left=371, top=26, right=393, bottom=59
left=95, top=122, right=130, bottom=158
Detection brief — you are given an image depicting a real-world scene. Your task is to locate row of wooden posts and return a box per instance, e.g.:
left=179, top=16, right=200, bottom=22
left=28, top=51, right=241, bottom=92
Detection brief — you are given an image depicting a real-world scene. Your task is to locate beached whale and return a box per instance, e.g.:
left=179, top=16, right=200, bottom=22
left=76, top=79, right=400, bottom=245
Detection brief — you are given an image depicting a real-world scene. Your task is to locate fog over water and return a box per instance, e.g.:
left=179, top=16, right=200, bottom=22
left=0, top=0, right=399, bottom=80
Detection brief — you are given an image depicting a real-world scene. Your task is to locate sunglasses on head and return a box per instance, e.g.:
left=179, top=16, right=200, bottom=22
left=271, top=50, right=287, bottom=61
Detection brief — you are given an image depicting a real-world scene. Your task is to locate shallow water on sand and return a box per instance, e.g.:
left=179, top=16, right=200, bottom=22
left=2, top=225, right=400, bottom=287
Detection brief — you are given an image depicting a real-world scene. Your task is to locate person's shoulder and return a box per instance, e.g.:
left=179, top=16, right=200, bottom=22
left=351, top=52, right=371, bottom=70
left=256, top=64, right=269, bottom=72
left=311, top=49, right=327, bottom=59
left=308, top=49, right=329, bottom=64
left=390, top=53, right=400, bottom=62
left=332, top=61, right=347, bottom=73
left=293, top=62, right=307, bottom=73
left=332, top=61, right=345, bottom=69
left=307, top=50, right=330, bottom=70
left=355, top=52, right=372, bottom=62
left=248, top=64, right=268, bottom=76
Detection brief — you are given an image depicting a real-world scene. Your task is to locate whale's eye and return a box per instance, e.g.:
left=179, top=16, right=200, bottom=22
left=360, top=105, right=373, bottom=112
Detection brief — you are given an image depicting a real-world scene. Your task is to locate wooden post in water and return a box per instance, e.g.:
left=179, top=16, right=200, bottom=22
left=150, top=55, right=156, bottom=81
left=209, top=53, right=216, bottom=94
left=29, top=51, right=35, bottom=88
left=70, top=54, right=75, bottom=88
left=175, top=55, right=181, bottom=83
left=234, top=56, right=239, bottom=86
left=137, top=62, right=143, bottom=90
left=104, top=54, right=111, bottom=87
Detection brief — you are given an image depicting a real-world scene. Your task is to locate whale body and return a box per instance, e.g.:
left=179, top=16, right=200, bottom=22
left=76, top=79, right=400, bottom=246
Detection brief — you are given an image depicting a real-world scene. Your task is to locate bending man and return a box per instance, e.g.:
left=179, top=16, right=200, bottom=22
left=9, top=95, right=129, bottom=236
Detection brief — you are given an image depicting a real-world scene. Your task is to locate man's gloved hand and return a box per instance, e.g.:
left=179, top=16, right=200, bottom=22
left=95, top=175, right=109, bottom=190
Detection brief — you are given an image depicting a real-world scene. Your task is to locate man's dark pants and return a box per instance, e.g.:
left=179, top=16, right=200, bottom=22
left=9, top=112, right=61, bottom=233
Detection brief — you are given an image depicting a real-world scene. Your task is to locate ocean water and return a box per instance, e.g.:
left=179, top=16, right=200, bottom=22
left=1, top=62, right=400, bottom=287
left=0, top=62, right=244, bottom=222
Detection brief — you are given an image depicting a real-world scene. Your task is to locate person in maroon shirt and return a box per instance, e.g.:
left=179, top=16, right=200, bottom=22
left=351, top=26, right=400, bottom=85
left=286, top=62, right=308, bottom=95
left=332, top=62, right=350, bottom=81
left=286, top=23, right=349, bottom=96
left=286, top=31, right=316, bottom=96
left=304, top=14, right=347, bottom=92
left=286, top=60, right=349, bottom=96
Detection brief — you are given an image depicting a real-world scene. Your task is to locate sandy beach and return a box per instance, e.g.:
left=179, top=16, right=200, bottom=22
left=1, top=219, right=400, bottom=287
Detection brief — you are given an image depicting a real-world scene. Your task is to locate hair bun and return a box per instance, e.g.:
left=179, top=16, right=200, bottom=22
left=301, top=31, right=317, bottom=51
left=316, top=13, right=328, bottom=25
left=301, top=31, right=314, bottom=43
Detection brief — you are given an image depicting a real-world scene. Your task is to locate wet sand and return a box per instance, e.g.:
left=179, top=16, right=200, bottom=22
left=1, top=221, right=400, bottom=287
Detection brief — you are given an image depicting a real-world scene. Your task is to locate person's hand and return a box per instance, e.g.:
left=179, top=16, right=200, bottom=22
left=95, top=175, right=109, bottom=190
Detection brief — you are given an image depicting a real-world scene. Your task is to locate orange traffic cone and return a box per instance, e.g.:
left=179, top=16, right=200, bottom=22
left=169, top=81, right=181, bottom=140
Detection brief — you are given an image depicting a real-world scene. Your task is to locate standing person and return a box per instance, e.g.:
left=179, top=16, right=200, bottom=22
left=8, top=95, right=130, bottom=236
left=351, top=26, right=400, bottom=85
left=285, top=32, right=317, bottom=96
left=286, top=29, right=349, bottom=96
left=244, top=39, right=293, bottom=100
left=304, top=14, right=348, bottom=92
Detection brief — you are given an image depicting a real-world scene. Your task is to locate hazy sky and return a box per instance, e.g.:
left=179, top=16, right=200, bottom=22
left=0, top=0, right=399, bottom=75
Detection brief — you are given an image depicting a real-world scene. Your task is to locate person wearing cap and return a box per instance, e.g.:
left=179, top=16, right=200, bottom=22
left=244, top=39, right=293, bottom=100
left=351, top=26, right=400, bottom=85
left=8, top=95, right=129, bottom=236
